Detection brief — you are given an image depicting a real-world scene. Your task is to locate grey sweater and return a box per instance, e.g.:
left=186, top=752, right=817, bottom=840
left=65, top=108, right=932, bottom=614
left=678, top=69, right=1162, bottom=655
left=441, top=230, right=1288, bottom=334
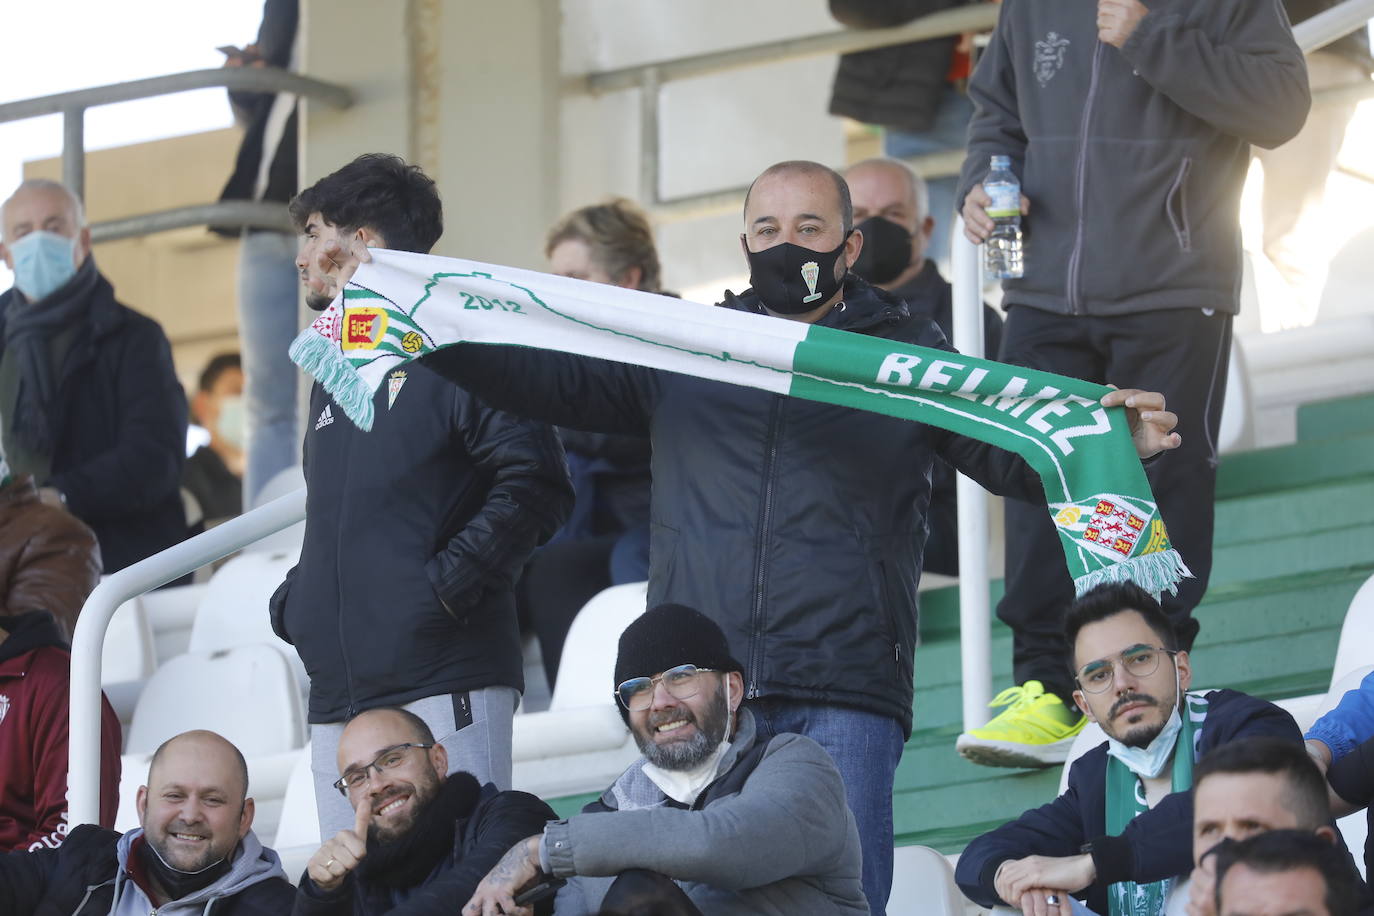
left=956, top=0, right=1309, bottom=317
left=546, top=709, right=869, bottom=915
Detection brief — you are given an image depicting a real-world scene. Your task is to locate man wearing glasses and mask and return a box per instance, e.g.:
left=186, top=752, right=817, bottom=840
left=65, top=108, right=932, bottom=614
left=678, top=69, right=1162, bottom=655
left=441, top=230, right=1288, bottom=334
left=296, top=707, right=553, bottom=916
left=462, top=604, right=868, bottom=916
left=956, top=583, right=1302, bottom=916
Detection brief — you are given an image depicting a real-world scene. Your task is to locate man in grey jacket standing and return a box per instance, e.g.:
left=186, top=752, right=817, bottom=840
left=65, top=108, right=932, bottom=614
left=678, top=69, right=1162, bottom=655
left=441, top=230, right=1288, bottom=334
left=954, top=0, right=1310, bottom=769
left=462, top=603, right=869, bottom=916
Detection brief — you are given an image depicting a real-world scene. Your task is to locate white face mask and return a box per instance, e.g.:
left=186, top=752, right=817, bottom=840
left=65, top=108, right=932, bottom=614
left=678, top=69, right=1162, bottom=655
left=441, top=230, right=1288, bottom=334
left=1104, top=665, right=1184, bottom=778
left=214, top=395, right=246, bottom=451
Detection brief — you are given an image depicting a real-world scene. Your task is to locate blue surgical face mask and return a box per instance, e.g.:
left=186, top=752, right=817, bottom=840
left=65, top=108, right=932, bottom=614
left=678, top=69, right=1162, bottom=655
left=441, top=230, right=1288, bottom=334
left=9, top=230, right=79, bottom=302
left=215, top=395, right=247, bottom=451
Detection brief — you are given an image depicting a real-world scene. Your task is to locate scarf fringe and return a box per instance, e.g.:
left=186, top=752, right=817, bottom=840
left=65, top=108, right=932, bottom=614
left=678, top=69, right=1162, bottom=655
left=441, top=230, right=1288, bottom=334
left=288, top=329, right=378, bottom=431
left=1073, top=548, right=1193, bottom=600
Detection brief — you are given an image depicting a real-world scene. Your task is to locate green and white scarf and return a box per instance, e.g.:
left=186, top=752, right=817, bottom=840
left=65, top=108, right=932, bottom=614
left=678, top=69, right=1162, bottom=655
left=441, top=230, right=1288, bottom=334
left=290, top=249, right=1191, bottom=596
left=1104, top=692, right=1210, bottom=916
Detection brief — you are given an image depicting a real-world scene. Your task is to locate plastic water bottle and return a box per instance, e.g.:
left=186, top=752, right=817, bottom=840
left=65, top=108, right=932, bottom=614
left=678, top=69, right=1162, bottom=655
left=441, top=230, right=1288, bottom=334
left=984, top=155, right=1024, bottom=279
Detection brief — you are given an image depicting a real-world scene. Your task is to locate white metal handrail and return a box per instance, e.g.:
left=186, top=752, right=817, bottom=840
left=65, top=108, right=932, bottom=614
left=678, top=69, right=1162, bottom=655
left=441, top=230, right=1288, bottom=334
left=67, top=489, right=306, bottom=827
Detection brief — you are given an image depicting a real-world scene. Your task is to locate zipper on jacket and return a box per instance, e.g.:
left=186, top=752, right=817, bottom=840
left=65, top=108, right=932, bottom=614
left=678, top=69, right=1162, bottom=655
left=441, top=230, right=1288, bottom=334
left=1066, top=40, right=1106, bottom=315
left=746, top=396, right=785, bottom=698
left=71, top=881, right=109, bottom=915
left=336, top=414, right=359, bottom=718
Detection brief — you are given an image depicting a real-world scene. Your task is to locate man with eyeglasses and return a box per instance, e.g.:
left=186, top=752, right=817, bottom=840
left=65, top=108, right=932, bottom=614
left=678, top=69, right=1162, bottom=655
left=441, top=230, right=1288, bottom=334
left=463, top=603, right=868, bottom=915
left=295, top=707, right=554, bottom=916
left=955, top=582, right=1301, bottom=916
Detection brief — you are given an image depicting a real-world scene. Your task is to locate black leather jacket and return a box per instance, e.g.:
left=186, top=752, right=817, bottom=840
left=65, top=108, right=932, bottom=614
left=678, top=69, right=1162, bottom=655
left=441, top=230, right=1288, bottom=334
left=426, top=276, right=1041, bottom=735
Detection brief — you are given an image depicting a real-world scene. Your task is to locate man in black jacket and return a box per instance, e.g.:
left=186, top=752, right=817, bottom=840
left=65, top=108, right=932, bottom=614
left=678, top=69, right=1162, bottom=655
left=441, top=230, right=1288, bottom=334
left=955, top=584, right=1304, bottom=916
left=0, top=178, right=187, bottom=572
left=271, top=154, right=572, bottom=839
left=295, top=707, right=554, bottom=916
left=314, top=158, right=1182, bottom=915
left=0, top=729, right=294, bottom=916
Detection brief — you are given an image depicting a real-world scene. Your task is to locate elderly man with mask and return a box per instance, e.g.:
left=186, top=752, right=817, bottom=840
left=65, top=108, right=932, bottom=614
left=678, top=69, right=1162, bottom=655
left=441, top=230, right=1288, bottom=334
left=843, top=156, right=1003, bottom=576
left=955, top=583, right=1302, bottom=916
left=0, top=729, right=294, bottom=916
left=310, top=158, right=1183, bottom=914
left=463, top=603, right=867, bottom=916
left=0, top=178, right=186, bottom=573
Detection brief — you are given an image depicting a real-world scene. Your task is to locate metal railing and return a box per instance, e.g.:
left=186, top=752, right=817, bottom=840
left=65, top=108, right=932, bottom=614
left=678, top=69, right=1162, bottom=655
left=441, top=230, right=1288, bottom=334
left=0, top=66, right=353, bottom=238
left=573, top=5, right=999, bottom=222
left=67, top=489, right=306, bottom=827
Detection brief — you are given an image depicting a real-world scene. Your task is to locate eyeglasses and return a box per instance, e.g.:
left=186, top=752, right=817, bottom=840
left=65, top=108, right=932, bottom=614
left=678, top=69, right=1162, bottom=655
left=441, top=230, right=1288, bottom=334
left=333, top=743, right=434, bottom=795
left=1075, top=645, right=1178, bottom=694
left=615, top=664, right=717, bottom=711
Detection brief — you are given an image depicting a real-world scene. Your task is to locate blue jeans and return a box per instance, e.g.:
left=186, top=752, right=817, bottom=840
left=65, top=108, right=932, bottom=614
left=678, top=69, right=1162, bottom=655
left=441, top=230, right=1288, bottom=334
left=882, top=86, right=976, bottom=270
left=237, top=230, right=302, bottom=507
left=751, top=698, right=905, bottom=916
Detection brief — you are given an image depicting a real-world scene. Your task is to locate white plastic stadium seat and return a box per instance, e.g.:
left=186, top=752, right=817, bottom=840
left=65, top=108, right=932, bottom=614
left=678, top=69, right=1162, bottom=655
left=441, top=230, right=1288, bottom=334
left=511, top=582, right=648, bottom=798
left=1059, top=719, right=1108, bottom=796
left=189, top=552, right=307, bottom=695
left=273, top=744, right=320, bottom=884
left=247, top=465, right=305, bottom=555
left=887, top=845, right=965, bottom=915
left=125, top=644, right=306, bottom=756
left=1216, top=337, right=1255, bottom=456
left=102, top=597, right=156, bottom=686
left=1331, top=572, right=1374, bottom=691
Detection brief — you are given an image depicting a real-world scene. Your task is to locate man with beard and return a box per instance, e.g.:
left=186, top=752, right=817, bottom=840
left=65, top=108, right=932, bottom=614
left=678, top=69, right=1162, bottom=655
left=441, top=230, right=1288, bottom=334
left=274, top=153, right=571, bottom=837
left=955, top=583, right=1302, bottom=916
left=463, top=603, right=868, bottom=916
left=294, top=707, right=553, bottom=915
left=0, top=729, right=294, bottom=915
left=313, top=158, right=1182, bottom=915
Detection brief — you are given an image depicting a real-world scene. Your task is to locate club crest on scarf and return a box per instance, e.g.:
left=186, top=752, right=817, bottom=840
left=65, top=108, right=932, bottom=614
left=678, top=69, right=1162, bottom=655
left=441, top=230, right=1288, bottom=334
left=343, top=307, right=389, bottom=351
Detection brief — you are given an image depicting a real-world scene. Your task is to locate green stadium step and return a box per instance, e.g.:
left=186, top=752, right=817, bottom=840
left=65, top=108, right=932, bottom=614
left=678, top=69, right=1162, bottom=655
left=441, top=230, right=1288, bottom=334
left=1215, top=432, right=1374, bottom=500
left=1212, top=478, right=1374, bottom=546
left=1297, top=393, right=1374, bottom=443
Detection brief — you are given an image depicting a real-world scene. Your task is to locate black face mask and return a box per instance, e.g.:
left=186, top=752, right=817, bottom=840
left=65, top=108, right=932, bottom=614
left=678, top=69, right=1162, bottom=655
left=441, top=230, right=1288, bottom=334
left=743, top=233, right=850, bottom=315
left=850, top=217, right=914, bottom=285
left=138, top=837, right=234, bottom=901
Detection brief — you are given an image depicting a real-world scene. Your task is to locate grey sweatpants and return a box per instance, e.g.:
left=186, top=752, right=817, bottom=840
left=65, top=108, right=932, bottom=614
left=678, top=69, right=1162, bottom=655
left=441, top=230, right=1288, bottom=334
left=309, top=686, right=519, bottom=839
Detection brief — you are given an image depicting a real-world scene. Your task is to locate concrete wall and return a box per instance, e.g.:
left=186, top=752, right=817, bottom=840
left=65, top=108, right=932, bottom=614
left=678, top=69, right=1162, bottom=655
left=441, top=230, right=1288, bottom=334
left=300, top=0, right=852, bottom=302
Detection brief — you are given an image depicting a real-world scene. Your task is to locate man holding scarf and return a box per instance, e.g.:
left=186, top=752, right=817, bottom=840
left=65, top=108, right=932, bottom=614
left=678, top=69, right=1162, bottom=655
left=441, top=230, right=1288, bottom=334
left=0, top=178, right=187, bottom=573
left=955, top=583, right=1302, bottom=916
left=299, top=158, right=1183, bottom=915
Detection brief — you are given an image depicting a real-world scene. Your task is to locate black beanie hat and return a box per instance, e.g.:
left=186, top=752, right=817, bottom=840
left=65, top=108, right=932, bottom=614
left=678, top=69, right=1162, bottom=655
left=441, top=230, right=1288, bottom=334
left=613, top=604, right=743, bottom=719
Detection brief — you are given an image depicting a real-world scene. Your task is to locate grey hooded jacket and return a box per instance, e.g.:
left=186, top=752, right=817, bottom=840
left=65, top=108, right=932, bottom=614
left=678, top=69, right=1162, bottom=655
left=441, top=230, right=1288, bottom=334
left=545, top=709, right=869, bottom=915
left=956, top=0, right=1309, bottom=317
left=0, top=823, right=294, bottom=916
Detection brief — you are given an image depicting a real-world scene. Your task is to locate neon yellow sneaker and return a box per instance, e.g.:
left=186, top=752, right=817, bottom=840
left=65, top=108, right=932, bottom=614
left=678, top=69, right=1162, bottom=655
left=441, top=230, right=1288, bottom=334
left=955, top=680, right=1086, bottom=768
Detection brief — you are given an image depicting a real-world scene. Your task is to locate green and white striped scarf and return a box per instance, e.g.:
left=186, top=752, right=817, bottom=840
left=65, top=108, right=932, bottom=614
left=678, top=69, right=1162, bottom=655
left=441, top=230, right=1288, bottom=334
left=290, top=249, right=1190, bottom=597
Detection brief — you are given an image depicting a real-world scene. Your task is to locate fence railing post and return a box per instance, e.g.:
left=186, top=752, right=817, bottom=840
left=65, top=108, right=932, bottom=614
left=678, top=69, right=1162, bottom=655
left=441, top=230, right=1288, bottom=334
left=951, top=223, right=994, bottom=733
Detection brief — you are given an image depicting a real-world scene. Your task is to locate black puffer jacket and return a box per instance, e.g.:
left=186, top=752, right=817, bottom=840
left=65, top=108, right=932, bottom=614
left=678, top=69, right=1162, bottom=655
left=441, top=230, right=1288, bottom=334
left=0, top=271, right=187, bottom=573
left=271, top=363, right=572, bottom=723
left=425, top=277, right=1042, bottom=735
left=0, top=824, right=294, bottom=916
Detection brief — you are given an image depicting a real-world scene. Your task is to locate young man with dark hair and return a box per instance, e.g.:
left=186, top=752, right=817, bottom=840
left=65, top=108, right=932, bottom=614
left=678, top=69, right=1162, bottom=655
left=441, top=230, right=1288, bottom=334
left=1214, top=830, right=1360, bottom=916
left=273, top=153, right=572, bottom=839
left=185, top=351, right=245, bottom=524
left=956, top=583, right=1302, bottom=916
left=1184, top=737, right=1369, bottom=916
